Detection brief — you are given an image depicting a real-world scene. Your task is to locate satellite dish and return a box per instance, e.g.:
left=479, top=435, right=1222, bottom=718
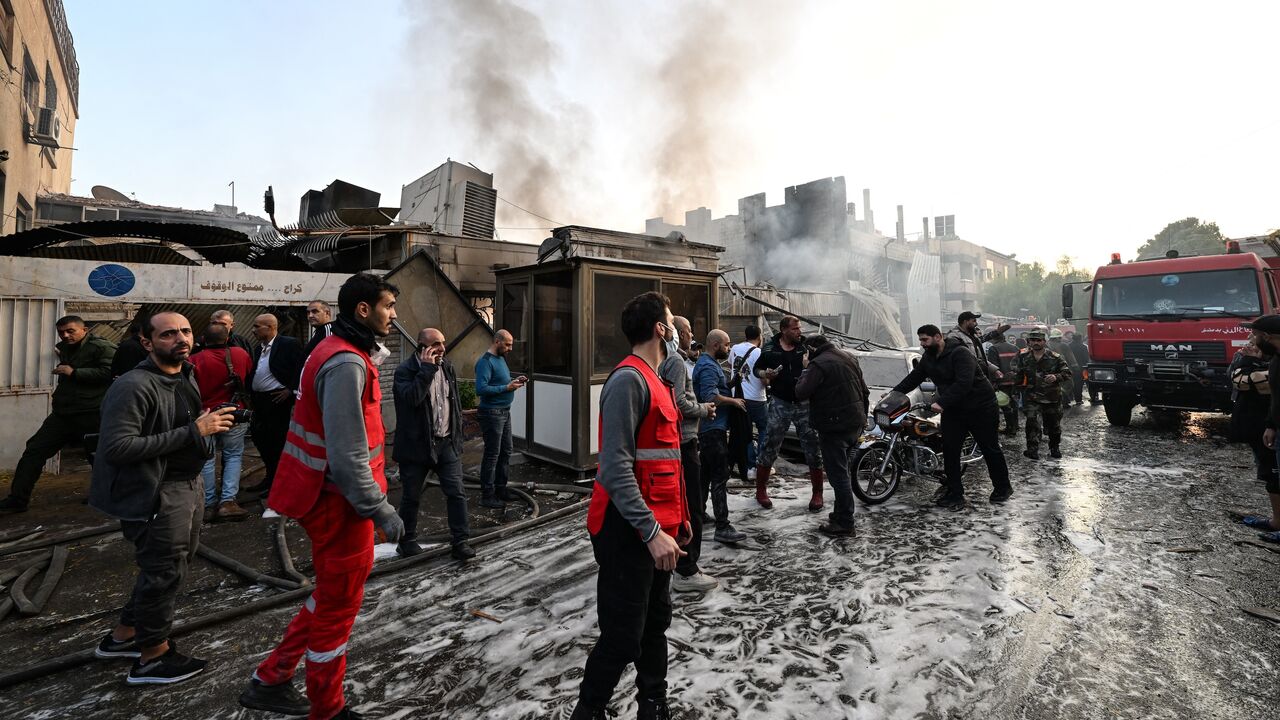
left=91, top=185, right=132, bottom=203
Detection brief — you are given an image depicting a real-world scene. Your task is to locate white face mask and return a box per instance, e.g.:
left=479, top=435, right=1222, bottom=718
left=370, top=343, right=391, bottom=367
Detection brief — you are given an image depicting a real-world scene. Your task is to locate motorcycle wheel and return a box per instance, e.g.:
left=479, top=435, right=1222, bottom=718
left=850, top=442, right=901, bottom=504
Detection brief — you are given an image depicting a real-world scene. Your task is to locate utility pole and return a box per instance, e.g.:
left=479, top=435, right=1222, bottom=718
left=228, top=180, right=235, bottom=209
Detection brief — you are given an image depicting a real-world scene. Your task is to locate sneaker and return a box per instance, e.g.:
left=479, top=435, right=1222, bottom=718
left=989, top=489, right=1013, bottom=503
left=818, top=521, right=855, bottom=537
left=672, top=571, right=718, bottom=593
left=238, top=677, right=310, bottom=716
left=95, top=632, right=141, bottom=659
left=935, top=494, right=968, bottom=510
left=1022, top=449, right=1039, bottom=460
left=451, top=542, right=476, bottom=561
left=713, top=526, right=747, bottom=544
left=396, top=539, right=424, bottom=558
left=202, top=506, right=217, bottom=524
left=747, top=468, right=757, bottom=481
left=216, top=500, right=250, bottom=522
left=479, top=494, right=506, bottom=509
left=637, top=697, right=673, bottom=720
left=125, top=643, right=207, bottom=685
left=1049, top=447, right=1062, bottom=459
left=0, top=496, right=28, bottom=513
left=568, top=702, right=613, bottom=720
left=496, top=487, right=513, bottom=502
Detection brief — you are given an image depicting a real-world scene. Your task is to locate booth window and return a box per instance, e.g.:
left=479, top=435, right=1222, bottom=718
left=593, top=273, right=657, bottom=375
left=500, top=282, right=528, bottom=373
left=662, top=281, right=711, bottom=345
left=533, top=271, right=573, bottom=376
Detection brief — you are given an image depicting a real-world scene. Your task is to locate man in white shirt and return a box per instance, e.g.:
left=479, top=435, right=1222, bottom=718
left=728, top=325, right=768, bottom=479
left=243, top=314, right=304, bottom=494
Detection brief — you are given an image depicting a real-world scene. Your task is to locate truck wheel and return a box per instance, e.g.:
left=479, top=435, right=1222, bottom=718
left=1103, top=398, right=1133, bottom=426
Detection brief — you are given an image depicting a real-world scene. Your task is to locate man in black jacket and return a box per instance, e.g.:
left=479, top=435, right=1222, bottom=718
left=89, top=311, right=235, bottom=685
left=1244, top=315, right=1280, bottom=543
left=112, top=315, right=151, bottom=380
left=892, top=324, right=1012, bottom=508
left=754, top=316, right=825, bottom=511
left=794, top=336, right=869, bottom=536
left=243, top=314, right=305, bottom=494
left=392, top=327, right=473, bottom=561
left=987, top=334, right=1020, bottom=434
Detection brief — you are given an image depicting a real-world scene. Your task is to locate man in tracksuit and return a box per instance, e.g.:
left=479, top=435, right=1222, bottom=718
left=571, top=291, right=690, bottom=720
left=893, top=324, right=1012, bottom=508
left=240, top=273, right=405, bottom=720
left=794, top=335, right=869, bottom=536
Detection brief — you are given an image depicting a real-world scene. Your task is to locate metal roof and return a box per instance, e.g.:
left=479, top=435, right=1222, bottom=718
left=28, top=242, right=198, bottom=266
left=0, top=220, right=252, bottom=265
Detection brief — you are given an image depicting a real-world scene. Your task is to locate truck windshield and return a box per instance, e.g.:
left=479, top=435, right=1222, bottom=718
left=1093, top=268, right=1260, bottom=319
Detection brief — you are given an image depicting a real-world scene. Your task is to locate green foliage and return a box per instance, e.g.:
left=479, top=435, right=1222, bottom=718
left=1135, top=217, right=1224, bottom=260
left=980, top=255, right=1092, bottom=324
left=457, top=379, right=478, bottom=410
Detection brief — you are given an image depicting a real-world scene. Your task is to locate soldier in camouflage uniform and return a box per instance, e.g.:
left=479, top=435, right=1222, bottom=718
left=1012, top=330, right=1072, bottom=460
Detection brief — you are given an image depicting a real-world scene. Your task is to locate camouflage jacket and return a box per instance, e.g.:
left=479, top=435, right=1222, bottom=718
left=1012, top=349, right=1072, bottom=404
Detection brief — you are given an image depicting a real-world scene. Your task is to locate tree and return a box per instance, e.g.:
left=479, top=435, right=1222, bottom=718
left=1135, top=218, right=1224, bottom=260
left=980, top=255, right=1090, bottom=323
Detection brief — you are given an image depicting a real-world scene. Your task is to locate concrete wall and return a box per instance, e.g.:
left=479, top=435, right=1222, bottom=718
left=0, top=0, right=79, bottom=235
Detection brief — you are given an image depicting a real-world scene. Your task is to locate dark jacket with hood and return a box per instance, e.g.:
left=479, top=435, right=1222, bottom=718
left=53, top=334, right=117, bottom=415
left=794, top=337, right=870, bottom=434
left=892, top=336, right=997, bottom=412
left=89, top=357, right=214, bottom=522
left=111, top=334, right=149, bottom=380
left=392, top=353, right=465, bottom=465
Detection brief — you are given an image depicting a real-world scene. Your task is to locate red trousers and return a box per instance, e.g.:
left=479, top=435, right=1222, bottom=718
left=255, top=492, right=374, bottom=720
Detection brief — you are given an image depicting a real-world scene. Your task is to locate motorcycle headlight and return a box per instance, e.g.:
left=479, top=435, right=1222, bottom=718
left=874, top=412, right=890, bottom=427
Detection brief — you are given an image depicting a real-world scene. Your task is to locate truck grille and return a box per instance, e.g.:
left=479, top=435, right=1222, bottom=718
left=1122, top=341, right=1224, bottom=362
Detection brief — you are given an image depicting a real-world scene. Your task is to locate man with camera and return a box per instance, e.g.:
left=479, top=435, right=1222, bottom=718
left=892, top=324, right=1012, bottom=509
left=754, top=315, right=825, bottom=511
left=191, top=323, right=254, bottom=522
left=393, top=327, right=474, bottom=561
left=89, top=311, right=236, bottom=684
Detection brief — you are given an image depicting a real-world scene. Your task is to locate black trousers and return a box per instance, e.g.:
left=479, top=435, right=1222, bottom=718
left=398, top=438, right=470, bottom=546
left=675, top=437, right=702, bottom=577
left=727, top=404, right=751, bottom=483
left=940, top=404, right=1011, bottom=497
left=699, top=430, right=730, bottom=530
left=250, top=391, right=294, bottom=487
left=119, top=476, right=202, bottom=648
left=7, top=411, right=100, bottom=504
left=579, top=501, right=672, bottom=708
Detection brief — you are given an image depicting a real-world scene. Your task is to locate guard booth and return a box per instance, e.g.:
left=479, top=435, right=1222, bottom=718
left=494, top=227, right=722, bottom=472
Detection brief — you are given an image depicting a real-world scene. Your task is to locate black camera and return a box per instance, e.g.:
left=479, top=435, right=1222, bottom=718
left=215, top=402, right=253, bottom=424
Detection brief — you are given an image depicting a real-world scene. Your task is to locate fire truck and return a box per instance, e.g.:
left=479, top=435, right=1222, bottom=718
left=1063, top=238, right=1280, bottom=425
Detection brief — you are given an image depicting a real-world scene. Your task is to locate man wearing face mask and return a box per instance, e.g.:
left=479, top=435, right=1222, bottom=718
left=694, top=329, right=749, bottom=545
left=572, top=291, right=690, bottom=720
left=240, top=273, right=402, bottom=720
left=892, top=324, right=1011, bottom=509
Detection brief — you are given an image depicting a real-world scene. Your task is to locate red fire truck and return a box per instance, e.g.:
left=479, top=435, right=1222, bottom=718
left=1063, top=241, right=1280, bottom=425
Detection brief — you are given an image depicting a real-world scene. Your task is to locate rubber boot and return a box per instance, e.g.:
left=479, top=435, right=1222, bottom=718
left=808, top=469, right=825, bottom=512
left=754, top=466, right=773, bottom=509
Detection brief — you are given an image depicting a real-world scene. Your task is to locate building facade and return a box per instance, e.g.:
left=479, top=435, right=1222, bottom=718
left=0, top=0, right=78, bottom=236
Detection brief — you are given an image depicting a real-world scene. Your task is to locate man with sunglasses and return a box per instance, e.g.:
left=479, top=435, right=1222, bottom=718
left=1011, top=330, right=1071, bottom=460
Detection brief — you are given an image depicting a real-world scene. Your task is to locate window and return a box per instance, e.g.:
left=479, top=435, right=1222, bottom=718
left=44, top=63, right=57, bottom=109
left=22, top=49, right=38, bottom=111
left=1093, top=269, right=1261, bottom=318
left=499, top=282, right=528, bottom=373
left=592, top=274, right=657, bottom=374
left=661, top=281, right=711, bottom=347
left=0, top=0, right=13, bottom=65
left=532, top=271, right=573, bottom=376
left=36, top=200, right=82, bottom=222
left=15, top=195, right=32, bottom=233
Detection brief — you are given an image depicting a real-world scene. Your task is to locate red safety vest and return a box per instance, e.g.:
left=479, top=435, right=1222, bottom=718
left=587, top=354, right=690, bottom=540
left=267, top=335, right=386, bottom=519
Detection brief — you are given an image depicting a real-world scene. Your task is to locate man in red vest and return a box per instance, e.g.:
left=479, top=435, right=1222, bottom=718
left=239, top=273, right=403, bottom=720
left=571, top=291, right=690, bottom=720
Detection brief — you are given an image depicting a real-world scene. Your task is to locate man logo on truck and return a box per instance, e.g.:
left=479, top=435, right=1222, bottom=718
left=1150, top=344, right=1193, bottom=352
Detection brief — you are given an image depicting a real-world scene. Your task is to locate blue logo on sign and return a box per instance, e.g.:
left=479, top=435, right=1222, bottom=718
left=87, top=264, right=136, bottom=297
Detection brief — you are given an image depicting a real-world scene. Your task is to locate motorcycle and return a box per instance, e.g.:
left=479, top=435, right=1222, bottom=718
left=849, top=390, right=983, bottom=504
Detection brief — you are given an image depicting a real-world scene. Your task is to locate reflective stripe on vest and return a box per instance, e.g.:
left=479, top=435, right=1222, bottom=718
left=587, top=355, right=690, bottom=538
left=266, top=334, right=386, bottom=519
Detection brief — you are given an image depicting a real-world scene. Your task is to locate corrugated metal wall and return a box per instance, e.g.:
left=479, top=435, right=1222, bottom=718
left=1, top=298, right=62, bottom=389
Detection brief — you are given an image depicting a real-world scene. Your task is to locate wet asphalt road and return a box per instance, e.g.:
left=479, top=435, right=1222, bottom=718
left=3, top=404, right=1278, bottom=719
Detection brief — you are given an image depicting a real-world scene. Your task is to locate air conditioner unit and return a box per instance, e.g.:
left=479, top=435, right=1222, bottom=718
left=32, top=107, right=60, bottom=145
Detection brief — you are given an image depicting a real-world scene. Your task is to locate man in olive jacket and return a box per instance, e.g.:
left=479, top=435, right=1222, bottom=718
left=1, top=315, right=117, bottom=512
left=88, top=311, right=234, bottom=685
left=794, top=335, right=869, bottom=536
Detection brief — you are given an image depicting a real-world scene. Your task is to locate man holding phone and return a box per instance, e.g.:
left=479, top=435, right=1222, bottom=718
left=475, top=330, right=526, bottom=509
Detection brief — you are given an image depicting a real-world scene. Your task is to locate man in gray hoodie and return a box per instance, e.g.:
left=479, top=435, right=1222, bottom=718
left=89, top=311, right=235, bottom=685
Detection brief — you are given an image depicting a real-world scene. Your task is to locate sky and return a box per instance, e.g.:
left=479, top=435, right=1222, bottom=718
left=63, top=0, right=1280, bottom=269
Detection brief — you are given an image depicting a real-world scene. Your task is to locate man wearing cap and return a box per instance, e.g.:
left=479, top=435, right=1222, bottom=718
left=948, top=312, right=1010, bottom=384
left=1243, top=315, right=1280, bottom=544
left=1047, top=328, right=1079, bottom=409
left=1012, top=330, right=1072, bottom=460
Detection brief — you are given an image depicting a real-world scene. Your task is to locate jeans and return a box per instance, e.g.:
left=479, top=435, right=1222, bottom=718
left=579, top=501, right=672, bottom=709
left=818, top=430, right=858, bottom=528
left=118, top=476, right=202, bottom=648
left=675, top=437, right=703, bottom=577
left=744, top=399, right=769, bottom=469
left=940, top=404, right=1011, bottom=498
left=398, top=437, right=470, bottom=546
left=478, top=407, right=512, bottom=497
left=758, top=397, right=823, bottom=470
left=201, top=423, right=247, bottom=506
left=8, top=411, right=100, bottom=504
left=699, top=430, right=730, bottom=530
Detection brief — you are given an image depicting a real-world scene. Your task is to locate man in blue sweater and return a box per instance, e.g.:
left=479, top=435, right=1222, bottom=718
left=475, top=329, right=526, bottom=508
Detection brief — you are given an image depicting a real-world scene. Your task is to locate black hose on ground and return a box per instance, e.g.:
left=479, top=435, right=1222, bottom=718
left=0, top=524, right=118, bottom=559
left=412, top=481, right=542, bottom=545
left=195, top=544, right=304, bottom=591
left=274, top=520, right=310, bottom=587
left=0, top=498, right=590, bottom=690
left=13, top=545, right=69, bottom=616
